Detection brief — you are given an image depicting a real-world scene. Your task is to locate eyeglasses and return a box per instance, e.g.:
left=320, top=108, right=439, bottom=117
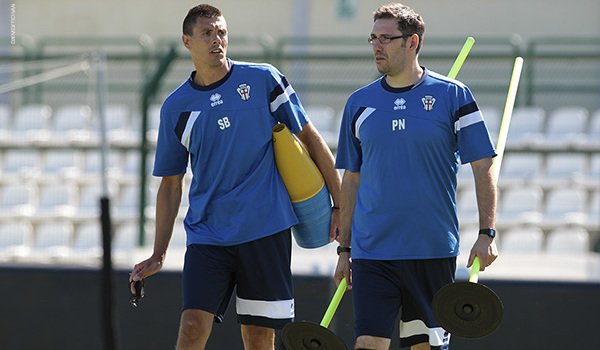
left=368, top=34, right=412, bottom=45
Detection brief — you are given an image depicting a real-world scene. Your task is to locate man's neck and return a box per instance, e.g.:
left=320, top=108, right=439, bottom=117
left=193, top=59, right=229, bottom=86
left=385, top=61, right=423, bottom=89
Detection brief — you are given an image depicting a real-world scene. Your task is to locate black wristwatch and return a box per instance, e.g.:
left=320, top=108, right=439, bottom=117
left=336, top=246, right=351, bottom=255
left=479, top=228, right=496, bottom=238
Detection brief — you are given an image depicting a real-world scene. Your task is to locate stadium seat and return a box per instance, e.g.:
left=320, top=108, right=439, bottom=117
left=72, top=222, right=102, bottom=251
left=33, top=221, right=74, bottom=258
left=305, top=105, right=339, bottom=148
left=506, top=106, right=545, bottom=146
left=456, top=163, right=474, bottom=188
left=42, top=149, right=83, bottom=178
left=497, top=185, right=544, bottom=225
left=144, top=104, right=162, bottom=141
left=11, top=104, right=53, bottom=142
left=114, top=183, right=141, bottom=221
left=0, top=221, right=33, bottom=259
left=500, top=226, right=544, bottom=254
left=480, top=106, right=502, bottom=143
left=36, top=182, right=77, bottom=218
left=546, top=227, right=590, bottom=255
left=77, top=182, right=118, bottom=218
left=2, top=149, right=42, bottom=177
left=0, top=183, right=36, bottom=219
left=456, top=186, right=479, bottom=227
left=112, top=222, right=139, bottom=252
left=82, top=149, right=122, bottom=177
left=0, top=104, right=11, bottom=133
left=587, top=190, right=599, bottom=228
left=169, top=220, right=187, bottom=249
left=542, top=153, right=588, bottom=185
left=498, top=153, right=544, bottom=186
left=458, top=226, right=478, bottom=256
left=544, top=106, right=588, bottom=146
left=543, top=187, right=588, bottom=225
left=0, top=221, right=33, bottom=248
left=52, top=104, right=93, bottom=135
left=585, top=109, right=600, bottom=145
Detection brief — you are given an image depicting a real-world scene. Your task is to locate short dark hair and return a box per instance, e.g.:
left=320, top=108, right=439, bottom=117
left=374, top=3, right=425, bottom=54
left=183, top=4, right=223, bottom=36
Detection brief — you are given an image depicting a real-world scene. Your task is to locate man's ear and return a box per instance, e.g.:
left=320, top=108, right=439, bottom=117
left=182, top=35, right=191, bottom=49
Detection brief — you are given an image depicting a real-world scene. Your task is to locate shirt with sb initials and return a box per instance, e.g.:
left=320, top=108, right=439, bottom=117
left=154, top=60, right=308, bottom=246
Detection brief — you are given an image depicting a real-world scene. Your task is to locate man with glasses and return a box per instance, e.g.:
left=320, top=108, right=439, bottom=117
left=334, top=3, right=498, bottom=350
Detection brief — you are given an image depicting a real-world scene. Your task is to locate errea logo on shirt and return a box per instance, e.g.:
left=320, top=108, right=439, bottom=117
left=210, top=93, right=223, bottom=107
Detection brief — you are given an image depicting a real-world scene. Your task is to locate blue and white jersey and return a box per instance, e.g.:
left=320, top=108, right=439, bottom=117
left=336, top=68, right=496, bottom=260
left=154, top=60, right=308, bottom=246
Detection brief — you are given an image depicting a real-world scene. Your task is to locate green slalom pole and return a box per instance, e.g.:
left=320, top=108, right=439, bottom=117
left=447, top=37, right=475, bottom=79
left=320, top=278, right=347, bottom=328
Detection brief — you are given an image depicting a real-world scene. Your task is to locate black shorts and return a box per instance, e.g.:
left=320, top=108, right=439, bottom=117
left=352, top=258, right=456, bottom=349
left=182, top=229, right=294, bottom=329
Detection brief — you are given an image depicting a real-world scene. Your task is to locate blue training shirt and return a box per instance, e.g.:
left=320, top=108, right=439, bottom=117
left=335, top=68, right=497, bottom=260
left=154, top=60, right=307, bottom=246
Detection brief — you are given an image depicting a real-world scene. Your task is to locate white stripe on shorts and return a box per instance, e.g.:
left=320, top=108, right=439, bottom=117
left=236, top=296, right=295, bottom=319
left=399, top=319, right=450, bottom=347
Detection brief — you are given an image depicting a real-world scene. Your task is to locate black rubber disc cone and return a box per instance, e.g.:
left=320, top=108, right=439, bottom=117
left=282, top=321, right=347, bottom=350
left=432, top=281, right=503, bottom=339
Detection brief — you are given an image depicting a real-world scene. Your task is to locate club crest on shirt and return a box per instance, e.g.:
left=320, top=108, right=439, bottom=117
left=422, top=95, right=436, bottom=111
left=237, top=83, right=251, bottom=101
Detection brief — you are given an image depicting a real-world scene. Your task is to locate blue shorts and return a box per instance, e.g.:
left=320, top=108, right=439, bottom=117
left=352, top=258, right=456, bottom=349
left=182, top=229, right=294, bottom=329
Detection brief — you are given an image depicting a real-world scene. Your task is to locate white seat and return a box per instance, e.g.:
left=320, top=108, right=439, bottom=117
left=543, top=153, right=588, bottom=184
left=12, top=104, right=52, bottom=132
left=0, top=221, right=33, bottom=247
left=306, top=105, right=339, bottom=147
left=113, top=222, right=139, bottom=251
left=42, top=149, right=83, bottom=176
left=544, top=106, right=588, bottom=145
left=458, top=226, right=478, bottom=256
left=122, top=150, right=141, bottom=175
left=497, top=186, right=543, bottom=224
left=500, top=227, right=544, bottom=254
left=115, top=184, right=141, bottom=220
left=52, top=104, right=92, bottom=133
left=480, top=106, right=502, bottom=143
left=587, top=109, right=600, bottom=142
left=33, top=221, right=73, bottom=258
left=506, top=106, right=545, bottom=146
left=37, top=182, right=77, bottom=217
left=0, top=104, right=11, bottom=131
left=0, top=221, right=33, bottom=258
left=543, top=188, right=588, bottom=224
left=587, top=190, right=599, bottom=228
left=2, top=149, right=42, bottom=176
left=546, top=228, right=590, bottom=255
left=72, top=222, right=102, bottom=251
left=456, top=163, right=474, bottom=187
left=77, top=182, right=118, bottom=217
left=0, top=183, right=36, bottom=218
left=456, top=186, right=478, bottom=226
left=82, top=149, right=122, bottom=176
left=169, top=220, right=187, bottom=249
left=498, top=153, right=544, bottom=185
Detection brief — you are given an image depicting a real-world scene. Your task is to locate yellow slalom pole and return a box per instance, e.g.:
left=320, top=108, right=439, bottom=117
left=493, top=57, right=524, bottom=181
left=447, top=37, right=475, bottom=79
left=469, top=57, right=524, bottom=281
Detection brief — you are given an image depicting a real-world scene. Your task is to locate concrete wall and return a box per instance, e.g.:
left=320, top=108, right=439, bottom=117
left=7, top=0, right=600, bottom=42
left=1, top=266, right=599, bottom=349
